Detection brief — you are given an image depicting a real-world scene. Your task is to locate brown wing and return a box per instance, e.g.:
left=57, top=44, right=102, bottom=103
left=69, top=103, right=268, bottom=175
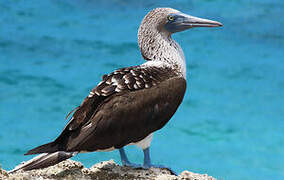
left=26, top=65, right=185, bottom=154
left=64, top=76, right=186, bottom=152
left=62, top=65, right=174, bottom=132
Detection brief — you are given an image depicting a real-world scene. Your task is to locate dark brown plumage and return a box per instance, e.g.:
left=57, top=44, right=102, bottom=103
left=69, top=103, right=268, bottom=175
left=26, top=66, right=186, bottom=155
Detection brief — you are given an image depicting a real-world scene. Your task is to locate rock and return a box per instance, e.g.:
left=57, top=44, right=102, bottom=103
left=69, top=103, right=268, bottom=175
left=0, top=165, right=9, bottom=179
left=1, top=160, right=216, bottom=180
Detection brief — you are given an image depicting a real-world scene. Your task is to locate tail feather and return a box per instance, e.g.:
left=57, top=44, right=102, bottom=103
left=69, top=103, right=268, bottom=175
left=25, top=142, right=59, bottom=155
left=9, top=151, right=78, bottom=173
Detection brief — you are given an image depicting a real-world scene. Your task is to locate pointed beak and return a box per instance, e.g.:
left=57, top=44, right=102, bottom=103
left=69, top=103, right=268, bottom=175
left=165, top=12, right=223, bottom=33
left=182, top=13, right=223, bottom=28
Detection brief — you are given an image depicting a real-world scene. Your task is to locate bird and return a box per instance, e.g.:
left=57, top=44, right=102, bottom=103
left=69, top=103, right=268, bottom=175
left=10, top=7, right=222, bottom=173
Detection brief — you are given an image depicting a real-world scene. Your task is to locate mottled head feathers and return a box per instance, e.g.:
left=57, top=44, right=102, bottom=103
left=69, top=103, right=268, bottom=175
left=138, top=8, right=180, bottom=35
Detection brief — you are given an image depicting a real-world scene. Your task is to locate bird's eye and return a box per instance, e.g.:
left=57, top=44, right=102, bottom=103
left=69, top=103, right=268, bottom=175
left=168, top=15, right=174, bottom=21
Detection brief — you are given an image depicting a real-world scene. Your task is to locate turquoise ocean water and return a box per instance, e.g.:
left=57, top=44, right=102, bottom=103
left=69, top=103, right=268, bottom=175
left=0, top=0, right=283, bottom=179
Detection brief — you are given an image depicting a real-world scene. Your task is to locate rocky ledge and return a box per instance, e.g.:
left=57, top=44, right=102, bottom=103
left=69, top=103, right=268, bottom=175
left=1, top=160, right=216, bottom=180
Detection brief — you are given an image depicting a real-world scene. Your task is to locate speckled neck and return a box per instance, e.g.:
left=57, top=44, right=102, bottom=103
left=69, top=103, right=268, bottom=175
left=138, top=13, right=186, bottom=79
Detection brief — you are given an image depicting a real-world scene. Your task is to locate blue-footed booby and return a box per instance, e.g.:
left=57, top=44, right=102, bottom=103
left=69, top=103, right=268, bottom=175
left=10, top=8, right=222, bottom=173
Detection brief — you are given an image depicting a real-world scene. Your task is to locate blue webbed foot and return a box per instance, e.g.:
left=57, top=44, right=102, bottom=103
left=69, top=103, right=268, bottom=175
left=119, top=147, right=176, bottom=175
left=119, top=148, right=142, bottom=168
left=143, top=147, right=177, bottom=175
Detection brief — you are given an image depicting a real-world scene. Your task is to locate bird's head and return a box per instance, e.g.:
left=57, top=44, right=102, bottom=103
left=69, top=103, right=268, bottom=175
left=138, top=8, right=222, bottom=62
left=139, top=8, right=222, bottom=35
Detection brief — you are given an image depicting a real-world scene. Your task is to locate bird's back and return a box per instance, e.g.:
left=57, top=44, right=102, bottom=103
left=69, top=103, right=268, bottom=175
left=26, top=65, right=186, bottom=155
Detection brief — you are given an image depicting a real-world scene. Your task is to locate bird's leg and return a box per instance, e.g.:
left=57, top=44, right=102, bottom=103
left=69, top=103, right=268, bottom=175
left=143, top=147, right=152, bottom=168
left=119, top=148, right=141, bottom=168
left=143, top=147, right=177, bottom=175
